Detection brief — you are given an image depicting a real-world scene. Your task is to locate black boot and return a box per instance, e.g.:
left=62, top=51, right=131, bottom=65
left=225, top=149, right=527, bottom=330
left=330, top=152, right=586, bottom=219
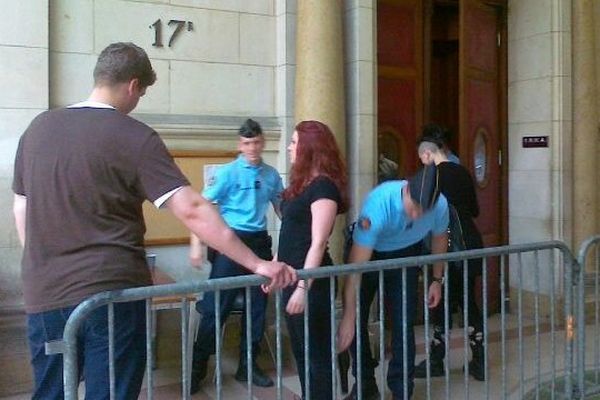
left=190, top=357, right=208, bottom=395
left=414, top=337, right=446, bottom=378
left=338, top=350, right=350, bottom=394
left=235, top=357, right=274, bottom=387
left=342, top=382, right=380, bottom=400
left=468, top=331, right=486, bottom=381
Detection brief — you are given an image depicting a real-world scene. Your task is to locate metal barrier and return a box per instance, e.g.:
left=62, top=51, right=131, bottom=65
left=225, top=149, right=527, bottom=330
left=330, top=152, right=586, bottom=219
left=576, top=234, right=600, bottom=398
left=51, top=241, right=580, bottom=400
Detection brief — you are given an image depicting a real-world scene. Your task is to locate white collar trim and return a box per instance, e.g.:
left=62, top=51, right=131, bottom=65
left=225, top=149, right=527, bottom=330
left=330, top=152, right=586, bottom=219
left=68, top=100, right=115, bottom=109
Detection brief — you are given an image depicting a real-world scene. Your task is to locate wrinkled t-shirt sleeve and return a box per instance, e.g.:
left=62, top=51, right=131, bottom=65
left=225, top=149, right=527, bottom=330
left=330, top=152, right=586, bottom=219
left=352, top=193, right=384, bottom=250
left=307, top=177, right=341, bottom=207
left=12, top=135, right=25, bottom=195
left=137, top=132, right=189, bottom=203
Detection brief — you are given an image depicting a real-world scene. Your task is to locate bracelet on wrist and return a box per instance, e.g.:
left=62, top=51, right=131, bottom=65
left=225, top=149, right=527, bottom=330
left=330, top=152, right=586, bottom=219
left=431, top=276, right=445, bottom=285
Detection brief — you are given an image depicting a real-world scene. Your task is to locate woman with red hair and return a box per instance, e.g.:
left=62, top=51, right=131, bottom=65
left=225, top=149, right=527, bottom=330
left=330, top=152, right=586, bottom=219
left=278, top=120, right=348, bottom=400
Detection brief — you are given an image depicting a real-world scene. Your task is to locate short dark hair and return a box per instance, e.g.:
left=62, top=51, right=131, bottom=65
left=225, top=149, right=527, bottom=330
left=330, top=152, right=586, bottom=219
left=418, top=123, right=449, bottom=149
left=239, top=119, right=263, bottom=138
left=93, top=42, right=156, bottom=88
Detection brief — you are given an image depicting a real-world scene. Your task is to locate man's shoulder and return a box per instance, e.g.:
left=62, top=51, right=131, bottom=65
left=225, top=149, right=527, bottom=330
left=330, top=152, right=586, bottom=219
left=369, top=180, right=404, bottom=200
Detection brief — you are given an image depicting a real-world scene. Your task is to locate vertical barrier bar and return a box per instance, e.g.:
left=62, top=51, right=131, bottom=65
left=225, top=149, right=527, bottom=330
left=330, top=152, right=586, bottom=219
left=356, top=274, right=362, bottom=400
left=423, top=265, right=431, bottom=400
left=275, top=290, right=283, bottom=400
left=245, top=286, right=253, bottom=399
left=181, top=298, right=190, bottom=400
left=463, top=259, right=469, bottom=400
left=577, top=247, right=585, bottom=398
left=592, top=244, right=600, bottom=385
left=595, top=245, right=600, bottom=388
left=482, top=257, right=489, bottom=398
left=443, top=262, right=450, bottom=400
left=145, top=299, right=154, bottom=400
left=550, top=250, right=556, bottom=399
left=500, top=254, right=507, bottom=400
left=402, top=267, right=408, bottom=400
left=215, top=290, right=222, bottom=400
left=379, top=269, right=385, bottom=400
left=304, top=279, right=310, bottom=400
left=564, top=253, right=574, bottom=398
left=330, top=276, right=337, bottom=400
left=517, top=253, right=524, bottom=400
left=63, top=336, right=79, bottom=400
left=534, top=251, right=541, bottom=400
left=108, top=303, right=115, bottom=400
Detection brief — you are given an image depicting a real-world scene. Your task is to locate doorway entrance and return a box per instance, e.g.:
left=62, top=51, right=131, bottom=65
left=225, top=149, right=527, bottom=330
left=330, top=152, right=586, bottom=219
left=377, top=0, right=507, bottom=312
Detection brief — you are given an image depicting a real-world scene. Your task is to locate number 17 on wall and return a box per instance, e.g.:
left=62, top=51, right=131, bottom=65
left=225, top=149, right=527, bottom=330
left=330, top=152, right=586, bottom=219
left=150, top=19, right=194, bottom=48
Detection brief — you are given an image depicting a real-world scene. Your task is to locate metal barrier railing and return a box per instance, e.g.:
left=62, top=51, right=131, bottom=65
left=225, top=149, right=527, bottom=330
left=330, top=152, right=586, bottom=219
left=576, top=234, right=600, bottom=398
left=50, top=240, right=580, bottom=400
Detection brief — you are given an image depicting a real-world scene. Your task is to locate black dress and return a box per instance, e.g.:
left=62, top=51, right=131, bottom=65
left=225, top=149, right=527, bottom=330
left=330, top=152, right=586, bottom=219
left=437, top=161, right=484, bottom=252
left=432, top=161, right=484, bottom=333
left=278, top=176, right=342, bottom=400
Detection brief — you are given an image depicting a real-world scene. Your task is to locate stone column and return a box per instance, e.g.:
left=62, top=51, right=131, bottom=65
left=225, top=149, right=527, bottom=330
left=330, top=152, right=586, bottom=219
left=295, top=0, right=346, bottom=151
left=295, top=0, right=346, bottom=261
left=572, top=0, right=598, bottom=251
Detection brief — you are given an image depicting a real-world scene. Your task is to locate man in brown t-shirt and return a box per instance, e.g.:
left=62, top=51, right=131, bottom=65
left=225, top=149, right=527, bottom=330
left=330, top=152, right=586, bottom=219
left=12, top=42, right=296, bottom=400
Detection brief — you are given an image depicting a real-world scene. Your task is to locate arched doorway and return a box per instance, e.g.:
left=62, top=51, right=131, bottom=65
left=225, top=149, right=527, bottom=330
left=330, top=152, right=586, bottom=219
left=377, top=0, right=507, bottom=312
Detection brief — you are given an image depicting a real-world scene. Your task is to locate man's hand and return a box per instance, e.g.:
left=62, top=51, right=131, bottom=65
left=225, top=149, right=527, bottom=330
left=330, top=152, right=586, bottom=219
left=336, top=312, right=356, bottom=352
left=427, top=281, right=442, bottom=308
left=255, top=260, right=297, bottom=291
left=285, top=286, right=306, bottom=314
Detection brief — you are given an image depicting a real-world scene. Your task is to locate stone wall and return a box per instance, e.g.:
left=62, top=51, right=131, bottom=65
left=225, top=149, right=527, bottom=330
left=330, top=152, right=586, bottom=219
left=507, top=0, right=572, bottom=294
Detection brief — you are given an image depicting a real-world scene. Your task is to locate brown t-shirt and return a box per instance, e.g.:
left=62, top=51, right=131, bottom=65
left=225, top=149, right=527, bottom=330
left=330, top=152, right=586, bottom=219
left=12, top=107, right=189, bottom=313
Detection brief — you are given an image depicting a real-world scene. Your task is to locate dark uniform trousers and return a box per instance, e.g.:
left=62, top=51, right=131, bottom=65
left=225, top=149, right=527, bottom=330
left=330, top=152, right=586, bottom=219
left=349, top=242, right=422, bottom=399
left=193, top=230, right=272, bottom=361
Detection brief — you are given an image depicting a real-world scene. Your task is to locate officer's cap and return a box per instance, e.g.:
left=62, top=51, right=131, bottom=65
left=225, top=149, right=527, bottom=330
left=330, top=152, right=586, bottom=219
left=408, top=164, right=440, bottom=211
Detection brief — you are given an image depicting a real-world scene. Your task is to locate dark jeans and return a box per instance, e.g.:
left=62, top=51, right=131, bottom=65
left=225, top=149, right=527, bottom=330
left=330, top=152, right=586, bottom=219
left=429, top=260, right=484, bottom=336
left=27, top=300, right=146, bottom=400
left=284, top=277, right=335, bottom=400
left=349, top=242, right=422, bottom=399
left=193, top=230, right=271, bottom=361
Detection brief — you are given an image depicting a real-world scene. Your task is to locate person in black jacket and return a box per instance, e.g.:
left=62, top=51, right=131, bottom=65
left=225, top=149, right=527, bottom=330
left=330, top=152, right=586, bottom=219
left=414, top=123, right=486, bottom=381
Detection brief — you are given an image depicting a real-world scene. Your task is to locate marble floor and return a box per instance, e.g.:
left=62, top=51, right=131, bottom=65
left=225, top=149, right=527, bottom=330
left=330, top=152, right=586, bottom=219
left=4, top=311, right=600, bottom=399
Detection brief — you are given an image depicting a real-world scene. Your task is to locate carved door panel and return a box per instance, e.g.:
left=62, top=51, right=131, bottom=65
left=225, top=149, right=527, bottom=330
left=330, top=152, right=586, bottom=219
left=459, top=0, right=505, bottom=311
left=377, top=0, right=424, bottom=180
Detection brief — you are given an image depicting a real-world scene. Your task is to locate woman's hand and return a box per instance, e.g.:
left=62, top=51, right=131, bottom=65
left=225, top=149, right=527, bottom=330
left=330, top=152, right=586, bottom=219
left=285, top=286, right=306, bottom=314
left=336, top=312, right=356, bottom=352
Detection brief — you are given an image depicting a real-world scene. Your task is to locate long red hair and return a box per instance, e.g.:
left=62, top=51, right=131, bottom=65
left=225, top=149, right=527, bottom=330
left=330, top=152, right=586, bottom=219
left=283, top=120, right=348, bottom=213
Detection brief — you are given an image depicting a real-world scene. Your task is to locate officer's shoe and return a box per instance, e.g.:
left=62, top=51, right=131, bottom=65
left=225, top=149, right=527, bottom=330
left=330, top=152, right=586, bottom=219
left=414, top=357, right=445, bottom=378
left=190, top=358, right=208, bottom=395
left=342, top=383, right=381, bottom=400
left=234, top=362, right=274, bottom=387
left=467, top=331, right=486, bottom=381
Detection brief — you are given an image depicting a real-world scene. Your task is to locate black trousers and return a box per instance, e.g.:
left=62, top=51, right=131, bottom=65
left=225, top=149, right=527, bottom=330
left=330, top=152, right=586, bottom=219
left=284, top=277, right=336, bottom=400
left=193, top=230, right=272, bottom=361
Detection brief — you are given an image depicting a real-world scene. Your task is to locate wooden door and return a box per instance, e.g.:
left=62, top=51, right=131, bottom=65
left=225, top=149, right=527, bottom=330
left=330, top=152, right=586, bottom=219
left=377, top=0, right=424, bottom=179
left=459, top=0, right=506, bottom=312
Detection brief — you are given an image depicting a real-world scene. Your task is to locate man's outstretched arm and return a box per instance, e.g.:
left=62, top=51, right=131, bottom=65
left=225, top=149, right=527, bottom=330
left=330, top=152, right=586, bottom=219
left=167, top=186, right=296, bottom=289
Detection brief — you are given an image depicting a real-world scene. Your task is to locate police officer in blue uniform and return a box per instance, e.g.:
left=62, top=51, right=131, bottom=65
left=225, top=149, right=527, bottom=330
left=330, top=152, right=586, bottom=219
left=190, top=119, right=283, bottom=394
left=337, top=164, right=449, bottom=400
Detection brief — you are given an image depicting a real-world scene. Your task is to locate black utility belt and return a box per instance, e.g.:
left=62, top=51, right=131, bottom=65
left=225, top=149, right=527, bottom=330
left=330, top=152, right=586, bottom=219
left=233, top=230, right=272, bottom=249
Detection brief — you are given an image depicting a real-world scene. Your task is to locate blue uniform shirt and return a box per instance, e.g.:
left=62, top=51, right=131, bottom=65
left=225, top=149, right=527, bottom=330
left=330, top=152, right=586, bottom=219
left=353, top=180, right=449, bottom=252
left=203, top=155, right=283, bottom=231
